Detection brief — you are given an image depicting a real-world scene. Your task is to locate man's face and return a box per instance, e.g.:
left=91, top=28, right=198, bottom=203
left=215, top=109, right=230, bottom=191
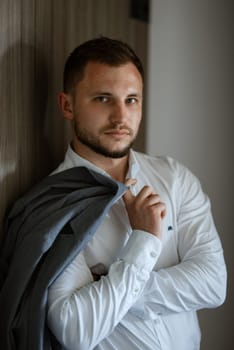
left=67, top=61, right=143, bottom=159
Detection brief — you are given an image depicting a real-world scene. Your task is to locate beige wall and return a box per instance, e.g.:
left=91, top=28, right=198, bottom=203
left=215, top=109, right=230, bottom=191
left=0, top=0, right=148, bottom=241
left=147, top=0, right=233, bottom=349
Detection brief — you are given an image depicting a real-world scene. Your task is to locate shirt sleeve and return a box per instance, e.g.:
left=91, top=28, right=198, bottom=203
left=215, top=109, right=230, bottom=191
left=47, top=230, right=161, bottom=350
left=130, top=164, right=227, bottom=320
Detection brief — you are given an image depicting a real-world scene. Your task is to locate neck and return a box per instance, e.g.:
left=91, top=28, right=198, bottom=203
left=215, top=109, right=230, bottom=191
left=97, top=157, right=129, bottom=182
left=72, top=141, right=129, bottom=183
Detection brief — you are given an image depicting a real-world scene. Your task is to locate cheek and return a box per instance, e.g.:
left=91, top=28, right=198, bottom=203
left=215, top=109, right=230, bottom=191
left=73, top=104, right=95, bottom=125
left=132, top=110, right=142, bottom=129
left=77, top=102, right=107, bottom=120
left=74, top=109, right=106, bottom=134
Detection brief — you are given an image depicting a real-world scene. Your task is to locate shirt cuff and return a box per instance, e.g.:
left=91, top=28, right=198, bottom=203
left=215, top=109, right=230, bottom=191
left=119, top=230, right=162, bottom=271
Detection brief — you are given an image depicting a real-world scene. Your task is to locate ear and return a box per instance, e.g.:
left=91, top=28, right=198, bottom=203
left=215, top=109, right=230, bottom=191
left=58, top=92, right=74, bottom=120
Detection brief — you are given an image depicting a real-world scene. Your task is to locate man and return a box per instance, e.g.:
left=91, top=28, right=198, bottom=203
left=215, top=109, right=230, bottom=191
left=47, top=37, right=226, bottom=350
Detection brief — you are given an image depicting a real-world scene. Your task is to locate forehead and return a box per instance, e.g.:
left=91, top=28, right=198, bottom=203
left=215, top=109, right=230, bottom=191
left=78, top=61, right=143, bottom=91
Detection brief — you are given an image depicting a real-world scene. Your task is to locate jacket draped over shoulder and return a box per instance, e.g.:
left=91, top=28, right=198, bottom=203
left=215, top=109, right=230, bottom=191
left=0, top=166, right=126, bottom=350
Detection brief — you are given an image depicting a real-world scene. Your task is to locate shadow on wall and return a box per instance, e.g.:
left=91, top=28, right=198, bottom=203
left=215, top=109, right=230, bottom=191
left=0, top=42, right=54, bottom=240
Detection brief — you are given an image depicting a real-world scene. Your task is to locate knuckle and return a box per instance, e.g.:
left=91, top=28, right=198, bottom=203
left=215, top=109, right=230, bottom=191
left=153, top=194, right=160, bottom=201
left=161, top=202, right=166, bottom=210
left=143, top=185, right=152, bottom=194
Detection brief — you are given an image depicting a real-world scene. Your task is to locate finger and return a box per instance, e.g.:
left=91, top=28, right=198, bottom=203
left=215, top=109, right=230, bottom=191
left=125, top=178, right=137, bottom=188
left=123, top=187, right=135, bottom=204
left=161, top=208, right=166, bottom=218
left=153, top=202, right=166, bottom=219
left=123, top=178, right=137, bottom=204
left=157, top=203, right=166, bottom=218
left=145, top=193, right=161, bottom=206
left=136, top=186, right=156, bottom=203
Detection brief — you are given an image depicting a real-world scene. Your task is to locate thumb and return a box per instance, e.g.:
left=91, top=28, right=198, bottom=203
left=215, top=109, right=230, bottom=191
left=123, top=178, right=137, bottom=204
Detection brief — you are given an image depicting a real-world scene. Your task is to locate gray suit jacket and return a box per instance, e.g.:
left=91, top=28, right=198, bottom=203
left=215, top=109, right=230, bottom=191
left=0, top=166, right=126, bottom=350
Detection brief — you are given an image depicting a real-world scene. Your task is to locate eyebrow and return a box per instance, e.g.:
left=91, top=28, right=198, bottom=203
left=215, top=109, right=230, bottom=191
left=91, top=92, right=112, bottom=96
left=91, top=91, right=142, bottom=98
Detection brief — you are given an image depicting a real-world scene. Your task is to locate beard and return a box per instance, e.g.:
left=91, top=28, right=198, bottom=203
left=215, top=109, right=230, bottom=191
left=73, top=121, right=136, bottom=159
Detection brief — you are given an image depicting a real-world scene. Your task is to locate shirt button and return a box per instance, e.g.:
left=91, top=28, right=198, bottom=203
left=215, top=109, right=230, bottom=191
left=133, top=288, right=139, bottom=294
left=150, top=251, right=157, bottom=258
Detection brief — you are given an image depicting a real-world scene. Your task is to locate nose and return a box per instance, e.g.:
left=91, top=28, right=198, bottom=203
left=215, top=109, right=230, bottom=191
left=109, top=101, right=128, bottom=125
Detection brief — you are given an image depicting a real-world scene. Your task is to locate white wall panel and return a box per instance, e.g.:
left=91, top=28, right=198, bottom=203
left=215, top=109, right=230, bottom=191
left=147, top=1, right=233, bottom=349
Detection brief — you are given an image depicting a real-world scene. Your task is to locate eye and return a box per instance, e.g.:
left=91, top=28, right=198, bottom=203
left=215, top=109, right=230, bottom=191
left=94, top=96, right=109, bottom=103
left=126, top=97, right=138, bottom=104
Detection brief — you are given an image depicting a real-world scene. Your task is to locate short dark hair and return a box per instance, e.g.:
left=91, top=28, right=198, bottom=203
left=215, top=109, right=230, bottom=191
left=63, top=37, right=144, bottom=93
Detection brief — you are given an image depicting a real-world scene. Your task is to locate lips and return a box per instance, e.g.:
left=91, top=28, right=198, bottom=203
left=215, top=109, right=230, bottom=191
left=104, top=131, right=131, bottom=141
left=103, top=126, right=132, bottom=137
left=104, top=130, right=130, bottom=136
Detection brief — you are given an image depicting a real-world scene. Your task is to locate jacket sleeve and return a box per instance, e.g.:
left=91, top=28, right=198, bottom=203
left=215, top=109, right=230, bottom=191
left=130, top=164, right=227, bottom=319
left=47, top=230, right=162, bottom=350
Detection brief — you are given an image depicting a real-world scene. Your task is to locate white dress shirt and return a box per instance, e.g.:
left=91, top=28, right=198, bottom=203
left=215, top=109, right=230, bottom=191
left=47, top=146, right=227, bottom=350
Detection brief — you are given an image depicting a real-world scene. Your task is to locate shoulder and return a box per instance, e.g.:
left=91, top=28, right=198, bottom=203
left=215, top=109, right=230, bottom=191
left=133, top=150, right=203, bottom=196
left=133, top=150, right=188, bottom=178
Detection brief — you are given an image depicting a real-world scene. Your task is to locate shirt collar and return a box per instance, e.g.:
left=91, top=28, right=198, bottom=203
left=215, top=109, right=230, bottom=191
left=65, top=144, right=140, bottom=181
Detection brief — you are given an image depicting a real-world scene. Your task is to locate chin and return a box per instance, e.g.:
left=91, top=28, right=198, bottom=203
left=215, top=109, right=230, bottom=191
left=93, top=144, right=132, bottom=159
left=99, top=149, right=130, bottom=159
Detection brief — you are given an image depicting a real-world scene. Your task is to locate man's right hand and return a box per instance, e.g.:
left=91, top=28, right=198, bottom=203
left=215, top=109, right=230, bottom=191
left=123, top=179, right=166, bottom=240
